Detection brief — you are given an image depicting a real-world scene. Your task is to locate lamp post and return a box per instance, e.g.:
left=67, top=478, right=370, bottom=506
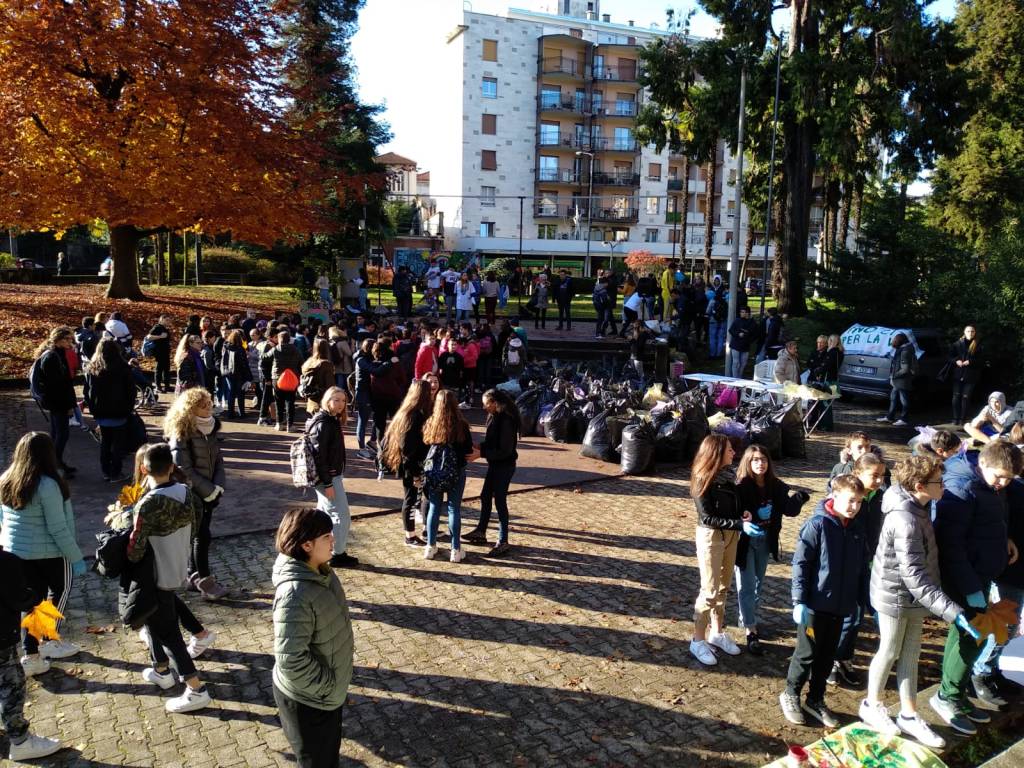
left=724, top=55, right=747, bottom=378
left=760, top=13, right=786, bottom=316
left=576, top=150, right=595, bottom=276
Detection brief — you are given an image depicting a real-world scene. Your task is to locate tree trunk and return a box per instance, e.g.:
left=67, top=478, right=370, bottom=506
left=155, top=234, right=166, bottom=286
left=838, top=183, right=852, bottom=252
left=739, top=217, right=755, bottom=284
left=852, top=175, right=865, bottom=243
left=703, top=151, right=716, bottom=283
left=106, top=225, right=145, bottom=300
left=680, top=155, right=690, bottom=267
left=772, top=193, right=785, bottom=302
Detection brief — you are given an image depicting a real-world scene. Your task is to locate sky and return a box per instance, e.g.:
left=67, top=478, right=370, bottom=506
left=351, top=0, right=959, bottom=188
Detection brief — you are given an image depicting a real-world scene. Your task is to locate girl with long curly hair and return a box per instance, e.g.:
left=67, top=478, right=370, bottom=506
left=163, top=388, right=228, bottom=600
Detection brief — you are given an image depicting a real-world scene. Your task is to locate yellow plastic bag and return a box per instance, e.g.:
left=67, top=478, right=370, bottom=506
left=642, top=384, right=668, bottom=409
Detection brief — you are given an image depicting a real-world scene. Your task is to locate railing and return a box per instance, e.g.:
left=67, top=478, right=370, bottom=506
left=541, top=57, right=587, bottom=78
left=593, top=65, right=641, bottom=82
left=590, top=171, right=640, bottom=187
left=591, top=101, right=639, bottom=117
left=667, top=179, right=684, bottom=191
left=592, top=207, right=639, bottom=223
left=537, top=167, right=581, bottom=183
left=538, top=133, right=584, bottom=148
left=591, top=136, right=639, bottom=152
left=538, top=94, right=589, bottom=113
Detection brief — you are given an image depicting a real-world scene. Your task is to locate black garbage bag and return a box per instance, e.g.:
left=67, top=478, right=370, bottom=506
left=620, top=422, right=657, bottom=475
left=580, top=409, right=614, bottom=461
left=679, top=399, right=709, bottom=459
left=655, top=417, right=688, bottom=463
left=542, top=400, right=572, bottom=443
left=516, top=387, right=543, bottom=436
left=773, top=400, right=806, bottom=459
left=568, top=410, right=590, bottom=443
left=748, top=415, right=783, bottom=460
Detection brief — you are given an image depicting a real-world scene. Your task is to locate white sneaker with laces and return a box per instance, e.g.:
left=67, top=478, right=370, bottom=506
left=707, top=632, right=741, bottom=656
left=450, top=548, right=466, bottom=563
left=689, top=639, right=718, bottom=666
left=9, top=733, right=62, bottom=760
left=142, top=666, right=177, bottom=690
left=187, top=630, right=217, bottom=659
left=39, top=639, right=80, bottom=659
left=166, top=685, right=212, bottom=713
left=859, top=699, right=900, bottom=736
left=898, top=713, right=946, bottom=749
left=423, top=545, right=438, bottom=560
left=20, top=654, right=50, bottom=676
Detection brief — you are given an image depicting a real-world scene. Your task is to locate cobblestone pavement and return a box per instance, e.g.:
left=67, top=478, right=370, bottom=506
left=3, top=396, right=970, bottom=767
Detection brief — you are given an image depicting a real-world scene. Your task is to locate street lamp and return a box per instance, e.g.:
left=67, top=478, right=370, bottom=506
left=576, top=150, right=594, bottom=276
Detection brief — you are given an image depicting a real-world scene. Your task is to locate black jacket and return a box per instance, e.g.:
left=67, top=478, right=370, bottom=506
left=306, top=409, right=345, bottom=485
left=934, top=474, right=1008, bottom=602
left=399, top=410, right=429, bottom=475
left=0, top=549, right=37, bottom=646
left=727, top=317, right=759, bottom=352
left=480, top=410, right=518, bottom=465
left=950, top=338, right=982, bottom=385
left=37, top=349, right=77, bottom=412
left=353, top=351, right=392, bottom=402
left=693, top=478, right=743, bottom=531
left=736, top=477, right=807, bottom=564
left=999, top=479, right=1024, bottom=589
left=85, top=365, right=137, bottom=420
left=221, top=342, right=252, bottom=382
left=555, top=277, right=574, bottom=306
left=119, top=545, right=158, bottom=630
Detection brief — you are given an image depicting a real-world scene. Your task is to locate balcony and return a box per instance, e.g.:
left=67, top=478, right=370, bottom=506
left=537, top=132, right=587, bottom=150
left=593, top=65, right=641, bottom=83
left=591, top=136, right=639, bottom=153
left=541, top=56, right=587, bottom=79
left=535, top=203, right=567, bottom=218
left=667, top=179, right=707, bottom=195
left=591, top=171, right=640, bottom=187
left=538, top=94, right=589, bottom=115
left=592, top=207, right=639, bottom=224
left=591, top=101, right=639, bottom=118
left=537, top=167, right=581, bottom=184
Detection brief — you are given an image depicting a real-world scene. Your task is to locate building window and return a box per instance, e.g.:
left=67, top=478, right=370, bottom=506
left=538, top=155, right=558, bottom=182
left=540, top=86, right=560, bottom=110
left=645, top=229, right=659, bottom=243
left=481, top=150, right=497, bottom=171
left=648, top=163, right=661, bottom=181
left=539, top=122, right=560, bottom=146
left=482, top=77, right=497, bottom=99
left=481, top=186, right=496, bottom=206
left=569, top=28, right=582, bottom=38
left=480, top=222, right=495, bottom=237
left=538, top=224, right=557, bottom=239
left=388, top=170, right=405, bottom=193
left=613, top=228, right=629, bottom=241
left=646, top=196, right=659, bottom=215
left=482, top=39, right=497, bottom=62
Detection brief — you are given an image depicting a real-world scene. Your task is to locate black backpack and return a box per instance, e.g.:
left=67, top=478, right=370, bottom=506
left=28, top=355, right=47, bottom=407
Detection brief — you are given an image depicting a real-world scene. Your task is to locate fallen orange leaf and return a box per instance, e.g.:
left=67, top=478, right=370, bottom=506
left=970, top=599, right=1020, bottom=645
left=21, top=599, right=64, bottom=641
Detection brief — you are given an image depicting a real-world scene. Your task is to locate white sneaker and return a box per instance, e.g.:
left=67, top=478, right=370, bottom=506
left=20, top=654, right=50, bottom=676
left=414, top=510, right=425, bottom=527
left=69, top=417, right=82, bottom=427
left=423, top=545, right=438, bottom=560
left=187, top=630, right=217, bottom=659
left=39, top=639, right=80, bottom=659
left=876, top=416, right=892, bottom=423
left=450, top=548, right=466, bottom=563
left=9, top=733, right=62, bottom=760
left=138, top=626, right=151, bottom=645
left=898, top=713, right=946, bottom=749
left=689, top=639, right=718, bottom=666
left=275, top=422, right=283, bottom=431
left=707, top=632, right=741, bottom=656
left=892, top=419, right=908, bottom=427
left=142, top=666, right=177, bottom=689
left=859, top=699, right=900, bottom=736
left=166, top=685, right=212, bottom=713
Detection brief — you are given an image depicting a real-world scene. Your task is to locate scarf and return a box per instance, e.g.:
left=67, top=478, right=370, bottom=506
left=195, top=415, right=216, bottom=436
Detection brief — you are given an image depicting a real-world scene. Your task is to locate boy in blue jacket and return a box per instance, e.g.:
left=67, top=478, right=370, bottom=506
left=780, top=475, right=867, bottom=727
left=930, top=440, right=1014, bottom=735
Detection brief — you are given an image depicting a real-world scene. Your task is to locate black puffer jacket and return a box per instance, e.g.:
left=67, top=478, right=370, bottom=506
left=169, top=420, right=226, bottom=500
left=36, top=349, right=77, bottom=412
left=735, top=477, right=807, bottom=564
left=305, top=409, right=345, bottom=485
left=85, top=365, right=137, bottom=420
left=934, top=474, right=1008, bottom=603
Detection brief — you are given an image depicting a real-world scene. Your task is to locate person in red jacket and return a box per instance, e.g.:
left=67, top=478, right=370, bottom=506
left=414, top=327, right=438, bottom=380
left=454, top=323, right=480, bottom=409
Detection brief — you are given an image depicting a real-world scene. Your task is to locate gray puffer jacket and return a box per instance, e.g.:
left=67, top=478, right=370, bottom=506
left=870, top=483, right=962, bottom=622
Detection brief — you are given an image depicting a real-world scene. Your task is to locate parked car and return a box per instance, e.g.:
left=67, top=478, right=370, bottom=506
left=15, top=258, right=47, bottom=270
left=837, top=325, right=945, bottom=400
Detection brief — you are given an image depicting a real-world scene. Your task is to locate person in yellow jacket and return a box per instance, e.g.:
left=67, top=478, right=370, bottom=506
left=660, top=260, right=678, bottom=321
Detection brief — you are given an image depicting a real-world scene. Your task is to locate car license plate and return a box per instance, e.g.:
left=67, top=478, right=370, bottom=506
left=850, top=365, right=875, bottom=375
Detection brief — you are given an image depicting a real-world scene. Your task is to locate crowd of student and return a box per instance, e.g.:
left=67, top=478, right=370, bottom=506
left=5, top=300, right=1024, bottom=765
left=687, top=425, right=1024, bottom=750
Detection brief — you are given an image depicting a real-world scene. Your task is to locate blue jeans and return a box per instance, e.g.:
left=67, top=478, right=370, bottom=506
left=319, top=288, right=333, bottom=310
left=355, top=398, right=372, bottom=449
left=887, top=387, right=909, bottom=420
left=735, top=534, right=769, bottom=629
left=730, top=350, right=750, bottom=379
left=315, top=476, right=350, bottom=554
left=359, top=288, right=368, bottom=311
left=708, top=320, right=726, bottom=357
left=49, top=409, right=70, bottom=465
left=225, top=377, right=247, bottom=415
left=426, top=473, right=467, bottom=549
left=456, top=308, right=470, bottom=321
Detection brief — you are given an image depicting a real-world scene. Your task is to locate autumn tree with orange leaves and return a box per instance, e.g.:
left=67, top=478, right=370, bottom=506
left=0, top=0, right=375, bottom=299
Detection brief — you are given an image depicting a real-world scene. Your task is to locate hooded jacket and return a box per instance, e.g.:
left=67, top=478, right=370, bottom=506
left=272, top=553, right=354, bottom=711
left=791, top=500, right=868, bottom=616
left=126, top=482, right=200, bottom=590
left=870, top=484, right=962, bottom=622
left=772, top=348, right=800, bottom=385
left=890, top=342, right=916, bottom=391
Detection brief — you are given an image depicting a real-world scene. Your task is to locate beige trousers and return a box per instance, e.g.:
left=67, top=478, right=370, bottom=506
left=693, top=526, right=740, bottom=635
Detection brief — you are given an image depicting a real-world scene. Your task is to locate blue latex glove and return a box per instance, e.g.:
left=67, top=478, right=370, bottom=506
left=756, top=504, right=773, bottom=521
left=71, top=560, right=88, bottom=577
left=793, top=604, right=813, bottom=625
left=955, top=613, right=981, bottom=640
left=966, top=591, right=987, bottom=609
left=743, top=521, right=766, bottom=537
